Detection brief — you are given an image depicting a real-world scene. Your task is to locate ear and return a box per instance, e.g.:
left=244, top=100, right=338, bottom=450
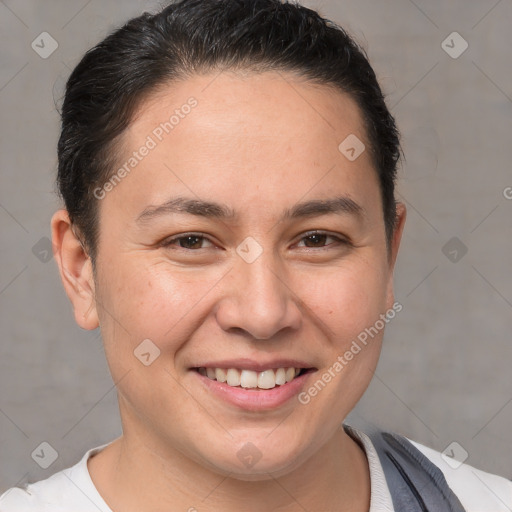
left=385, top=202, right=406, bottom=309
left=50, top=209, right=99, bottom=330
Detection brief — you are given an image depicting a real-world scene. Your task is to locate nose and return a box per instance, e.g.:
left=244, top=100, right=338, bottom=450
left=214, top=251, right=302, bottom=340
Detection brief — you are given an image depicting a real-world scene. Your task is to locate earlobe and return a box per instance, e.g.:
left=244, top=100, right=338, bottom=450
left=50, top=209, right=99, bottom=330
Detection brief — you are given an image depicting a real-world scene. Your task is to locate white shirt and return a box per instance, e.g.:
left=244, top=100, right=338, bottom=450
left=1, top=428, right=511, bottom=511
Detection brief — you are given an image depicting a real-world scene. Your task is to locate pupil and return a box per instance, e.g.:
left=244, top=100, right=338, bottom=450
left=181, top=236, right=201, bottom=249
left=306, top=234, right=325, bottom=247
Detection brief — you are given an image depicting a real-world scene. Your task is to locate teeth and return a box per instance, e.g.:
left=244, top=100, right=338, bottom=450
left=199, top=366, right=304, bottom=390
left=226, top=368, right=241, bottom=386
left=285, top=367, right=295, bottom=383
left=257, top=369, right=276, bottom=389
left=275, top=367, right=286, bottom=385
left=240, top=370, right=258, bottom=388
left=215, top=368, right=227, bottom=383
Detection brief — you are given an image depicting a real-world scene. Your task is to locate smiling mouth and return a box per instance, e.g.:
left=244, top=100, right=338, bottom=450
left=193, top=367, right=315, bottom=390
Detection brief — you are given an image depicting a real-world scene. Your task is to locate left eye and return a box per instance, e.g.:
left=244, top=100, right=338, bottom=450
left=161, top=231, right=346, bottom=251
left=162, top=234, right=213, bottom=250
left=296, top=232, right=345, bottom=249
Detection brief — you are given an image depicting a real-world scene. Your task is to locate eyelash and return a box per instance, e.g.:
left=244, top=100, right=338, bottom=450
left=160, top=231, right=350, bottom=252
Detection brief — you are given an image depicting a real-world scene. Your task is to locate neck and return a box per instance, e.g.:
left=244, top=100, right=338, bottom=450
left=88, top=424, right=370, bottom=512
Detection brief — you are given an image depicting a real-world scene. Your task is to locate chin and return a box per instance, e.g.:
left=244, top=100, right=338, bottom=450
left=196, top=439, right=309, bottom=481
left=208, top=456, right=301, bottom=481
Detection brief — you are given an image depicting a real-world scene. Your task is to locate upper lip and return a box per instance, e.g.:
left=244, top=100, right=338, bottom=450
left=192, top=358, right=317, bottom=373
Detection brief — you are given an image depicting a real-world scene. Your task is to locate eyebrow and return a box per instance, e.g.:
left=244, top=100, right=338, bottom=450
left=136, top=195, right=365, bottom=224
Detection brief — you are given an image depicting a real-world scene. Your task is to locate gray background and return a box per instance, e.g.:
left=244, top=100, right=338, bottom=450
left=1, top=0, right=511, bottom=494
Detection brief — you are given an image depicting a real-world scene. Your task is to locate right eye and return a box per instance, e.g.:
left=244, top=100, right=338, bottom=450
left=160, top=233, right=215, bottom=250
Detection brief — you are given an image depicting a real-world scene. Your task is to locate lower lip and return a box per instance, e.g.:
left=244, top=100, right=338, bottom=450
left=192, top=370, right=314, bottom=411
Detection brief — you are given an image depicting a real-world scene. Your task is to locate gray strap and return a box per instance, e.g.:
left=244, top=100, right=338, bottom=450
left=364, top=428, right=466, bottom=512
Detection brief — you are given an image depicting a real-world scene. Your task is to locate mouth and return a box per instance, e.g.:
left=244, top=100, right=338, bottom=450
left=191, top=365, right=317, bottom=411
left=193, top=366, right=314, bottom=390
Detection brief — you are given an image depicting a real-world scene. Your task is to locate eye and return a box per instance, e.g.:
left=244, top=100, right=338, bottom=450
left=295, top=231, right=349, bottom=249
left=160, top=230, right=349, bottom=252
left=161, top=233, right=213, bottom=250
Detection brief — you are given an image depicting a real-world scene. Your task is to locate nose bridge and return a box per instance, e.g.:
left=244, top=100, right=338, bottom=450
left=218, top=240, right=301, bottom=340
left=236, top=234, right=283, bottom=290
left=244, top=251, right=285, bottom=305
left=240, top=245, right=287, bottom=315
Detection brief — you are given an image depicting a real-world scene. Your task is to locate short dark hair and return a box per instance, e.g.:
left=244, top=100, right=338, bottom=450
left=57, top=0, right=401, bottom=266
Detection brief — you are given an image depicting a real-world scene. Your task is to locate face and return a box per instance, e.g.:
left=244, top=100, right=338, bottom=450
left=54, top=71, right=405, bottom=479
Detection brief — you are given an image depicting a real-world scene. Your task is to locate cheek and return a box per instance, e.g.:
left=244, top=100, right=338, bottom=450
left=93, top=260, right=209, bottom=420
left=94, top=258, right=202, bottom=364
left=298, top=256, right=390, bottom=341
left=294, top=261, right=388, bottom=419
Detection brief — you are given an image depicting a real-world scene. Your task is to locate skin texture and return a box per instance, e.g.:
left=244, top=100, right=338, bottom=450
left=51, top=71, right=406, bottom=512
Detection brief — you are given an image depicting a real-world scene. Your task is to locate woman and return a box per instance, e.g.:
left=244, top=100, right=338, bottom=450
left=1, top=0, right=510, bottom=510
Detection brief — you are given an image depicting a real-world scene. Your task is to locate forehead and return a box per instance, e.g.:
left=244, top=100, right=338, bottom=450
left=107, top=71, right=379, bottom=224
left=137, top=70, right=366, bottom=144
